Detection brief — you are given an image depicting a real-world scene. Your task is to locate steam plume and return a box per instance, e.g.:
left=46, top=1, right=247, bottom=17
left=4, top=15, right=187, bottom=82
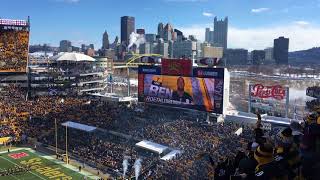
left=128, top=32, right=145, bottom=50
left=122, top=158, right=129, bottom=178
left=134, top=158, right=142, bottom=180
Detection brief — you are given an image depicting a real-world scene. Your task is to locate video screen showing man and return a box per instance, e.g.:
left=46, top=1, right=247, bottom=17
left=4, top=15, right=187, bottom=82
left=172, top=77, right=193, bottom=104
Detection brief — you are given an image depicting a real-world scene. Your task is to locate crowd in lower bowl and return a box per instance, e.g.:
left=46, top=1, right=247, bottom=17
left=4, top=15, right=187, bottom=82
left=0, top=85, right=320, bottom=179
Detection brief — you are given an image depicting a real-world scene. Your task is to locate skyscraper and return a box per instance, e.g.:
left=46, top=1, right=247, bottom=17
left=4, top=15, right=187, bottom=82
left=205, top=28, right=210, bottom=42
left=145, top=34, right=156, bottom=43
left=102, top=31, right=109, bottom=50
left=264, top=47, right=274, bottom=63
left=121, top=16, right=135, bottom=45
left=213, top=16, right=228, bottom=49
left=274, top=36, right=289, bottom=65
left=225, top=49, right=248, bottom=65
left=205, top=28, right=214, bottom=43
left=174, top=29, right=184, bottom=41
left=163, top=23, right=174, bottom=42
left=59, top=40, right=72, bottom=52
left=251, top=50, right=266, bottom=65
left=136, top=29, right=145, bottom=35
left=89, top=44, right=94, bottom=50
left=158, top=23, right=164, bottom=39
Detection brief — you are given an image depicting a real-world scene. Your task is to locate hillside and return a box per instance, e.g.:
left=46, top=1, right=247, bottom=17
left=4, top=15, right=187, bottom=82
left=289, top=47, right=320, bottom=65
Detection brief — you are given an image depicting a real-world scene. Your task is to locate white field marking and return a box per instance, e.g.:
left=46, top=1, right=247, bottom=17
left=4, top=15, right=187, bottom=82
left=0, top=156, right=46, bottom=180
left=0, top=148, right=25, bottom=154
left=0, top=167, right=21, bottom=180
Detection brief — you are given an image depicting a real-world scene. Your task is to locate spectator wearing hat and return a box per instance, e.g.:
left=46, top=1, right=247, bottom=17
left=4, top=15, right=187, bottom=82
left=254, top=143, right=287, bottom=180
left=274, top=128, right=300, bottom=180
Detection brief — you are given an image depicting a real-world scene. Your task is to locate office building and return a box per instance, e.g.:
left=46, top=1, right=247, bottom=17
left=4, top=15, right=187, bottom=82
left=140, top=43, right=150, bottom=54
left=168, top=40, right=174, bottom=58
left=89, top=44, right=94, bottom=50
left=163, top=23, right=174, bottom=42
left=158, top=23, right=164, bottom=39
left=158, top=41, right=169, bottom=58
left=173, top=40, right=197, bottom=58
left=136, top=29, right=145, bottom=35
left=213, top=16, right=228, bottom=49
left=202, top=46, right=223, bottom=58
left=102, top=31, right=110, bottom=50
left=110, top=36, right=119, bottom=49
left=225, top=49, right=248, bottom=65
left=145, top=34, right=156, bottom=43
left=81, top=44, right=86, bottom=53
left=174, top=29, right=184, bottom=41
left=205, top=28, right=214, bottom=43
left=264, top=47, right=274, bottom=63
left=274, top=36, right=289, bottom=64
left=252, top=50, right=265, bottom=65
left=72, top=46, right=80, bottom=52
left=121, top=16, right=135, bottom=45
left=60, top=40, right=72, bottom=52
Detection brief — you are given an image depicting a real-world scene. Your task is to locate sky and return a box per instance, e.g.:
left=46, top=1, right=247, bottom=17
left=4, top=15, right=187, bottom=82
left=1, top=0, right=320, bottom=51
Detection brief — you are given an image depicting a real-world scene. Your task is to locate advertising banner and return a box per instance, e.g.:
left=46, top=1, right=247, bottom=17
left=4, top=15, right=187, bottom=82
left=249, top=84, right=289, bottom=117
left=250, top=84, right=286, bottom=100
left=161, top=59, right=192, bottom=76
left=193, top=67, right=225, bottom=79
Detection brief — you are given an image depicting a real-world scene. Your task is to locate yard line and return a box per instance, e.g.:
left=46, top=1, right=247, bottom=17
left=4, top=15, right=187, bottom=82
left=0, top=156, right=46, bottom=180
left=0, top=167, right=21, bottom=180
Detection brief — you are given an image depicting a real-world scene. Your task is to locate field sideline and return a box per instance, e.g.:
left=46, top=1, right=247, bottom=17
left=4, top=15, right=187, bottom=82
left=0, top=148, right=99, bottom=180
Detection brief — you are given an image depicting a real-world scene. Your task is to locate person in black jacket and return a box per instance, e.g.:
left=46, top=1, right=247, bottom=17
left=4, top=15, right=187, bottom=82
left=171, top=77, right=193, bottom=104
left=254, top=143, right=288, bottom=180
left=237, top=142, right=258, bottom=180
left=274, top=127, right=300, bottom=180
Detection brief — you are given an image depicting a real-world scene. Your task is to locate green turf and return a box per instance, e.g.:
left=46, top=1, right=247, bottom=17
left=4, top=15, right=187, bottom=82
left=0, top=149, right=94, bottom=180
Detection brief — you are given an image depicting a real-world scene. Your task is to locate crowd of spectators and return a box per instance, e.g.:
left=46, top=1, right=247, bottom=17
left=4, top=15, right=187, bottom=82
left=306, top=86, right=320, bottom=98
left=1, top=85, right=320, bottom=179
left=0, top=30, right=29, bottom=71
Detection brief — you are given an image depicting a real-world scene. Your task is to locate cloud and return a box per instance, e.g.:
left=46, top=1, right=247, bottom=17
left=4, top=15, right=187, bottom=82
left=251, top=8, right=270, bottom=13
left=294, top=21, right=310, bottom=26
left=178, top=22, right=320, bottom=51
left=202, top=12, right=213, bottom=17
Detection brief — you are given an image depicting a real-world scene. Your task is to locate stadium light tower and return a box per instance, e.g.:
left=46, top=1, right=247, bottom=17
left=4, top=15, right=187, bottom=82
left=65, top=123, right=69, bottom=164
left=55, top=118, right=58, bottom=156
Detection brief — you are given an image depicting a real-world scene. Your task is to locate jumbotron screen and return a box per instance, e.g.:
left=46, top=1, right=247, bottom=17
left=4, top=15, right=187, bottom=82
left=0, top=29, right=29, bottom=72
left=138, top=65, right=226, bottom=113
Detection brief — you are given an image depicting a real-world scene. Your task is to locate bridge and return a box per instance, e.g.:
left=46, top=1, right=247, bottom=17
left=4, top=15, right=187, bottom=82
left=113, top=53, right=162, bottom=69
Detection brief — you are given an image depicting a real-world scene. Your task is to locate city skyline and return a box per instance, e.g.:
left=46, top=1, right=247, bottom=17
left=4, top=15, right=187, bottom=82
left=2, top=0, right=320, bottom=51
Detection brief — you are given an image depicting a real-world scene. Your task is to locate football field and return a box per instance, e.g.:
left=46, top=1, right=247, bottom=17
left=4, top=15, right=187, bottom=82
left=0, top=148, right=98, bottom=180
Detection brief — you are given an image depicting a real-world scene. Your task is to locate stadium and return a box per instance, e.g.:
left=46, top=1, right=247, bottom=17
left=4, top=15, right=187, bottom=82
left=0, top=17, right=320, bottom=180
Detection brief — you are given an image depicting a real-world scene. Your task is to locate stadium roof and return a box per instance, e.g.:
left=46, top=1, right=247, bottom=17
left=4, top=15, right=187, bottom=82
left=136, top=140, right=168, bottom=154
left=50, top=52, right=96, bottom=62
left=61, top=121, right=97, bottom=132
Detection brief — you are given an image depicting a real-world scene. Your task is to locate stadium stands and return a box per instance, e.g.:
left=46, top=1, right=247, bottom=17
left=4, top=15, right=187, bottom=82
left=0, top=85, right=320, bottom=179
